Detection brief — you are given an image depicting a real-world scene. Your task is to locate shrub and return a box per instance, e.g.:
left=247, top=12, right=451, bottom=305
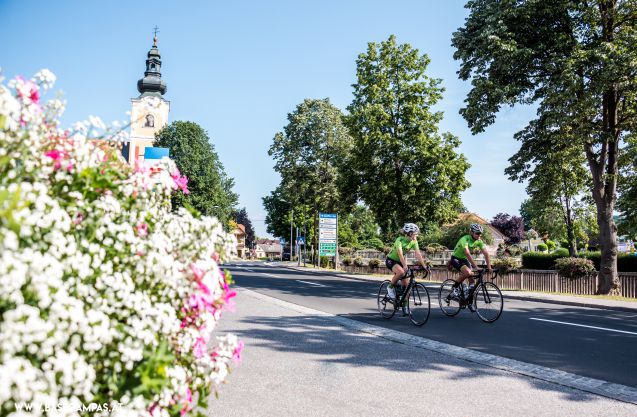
left=339, top=246, right=354, bottom=256
left=536, top=243, right=548, bottom=252
left=320, top=256, right=332, bottom=268
left=552, top=247, right=570, bottom=258
left=424, top=243, right=447, bottom=253
left=546, top=239, right=557, bottom=251
left=368, top=258, right=381, bottom=268
left=581, top=251, right=637, bottom=272
left=362, top=237, right=385, bottom=251
left=341, top=257, right=352, bottom=266
left=353, top=256, right=365, bottom=267
left=559, top=240, right=570, bottom=249
left=555, top=257, right=596, bottom=280
left=0, top=72, right=240, bottom=415
left=522, top=252, right=556, bottom=269
left=492, top=256, right=520, bottom=274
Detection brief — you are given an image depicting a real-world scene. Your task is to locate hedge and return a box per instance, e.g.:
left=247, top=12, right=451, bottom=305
left=522, top=251, right=637, bottom=272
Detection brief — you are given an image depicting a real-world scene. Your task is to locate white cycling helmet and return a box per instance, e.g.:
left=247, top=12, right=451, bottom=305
left=402, top=223, right=420, bottom=234
left=470, top=223, right=484, bottom=234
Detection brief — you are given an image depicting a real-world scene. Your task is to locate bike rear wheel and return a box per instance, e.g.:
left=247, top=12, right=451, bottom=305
left=408, top=283, right=430, bottom=326
left=438, top=279, right=461, bottom=317
left=377, top=280, right=396, bottom=319
left=473, top=282, right=503, bottom=323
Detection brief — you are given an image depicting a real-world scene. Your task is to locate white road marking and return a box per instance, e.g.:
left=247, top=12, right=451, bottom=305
left=297, top=280, right=327, bottom=287
left=530, top=317, right=637, bottom=335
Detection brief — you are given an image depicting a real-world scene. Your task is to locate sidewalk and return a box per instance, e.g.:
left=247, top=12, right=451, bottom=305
left=210, top=288, right=637, bottom=416
left=278, top=263, right=637, bottom=313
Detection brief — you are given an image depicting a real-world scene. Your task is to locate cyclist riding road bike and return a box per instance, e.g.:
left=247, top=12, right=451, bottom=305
left=448, top=223, right=492, bottom=299
left=385, top=223, right=428, bottom=301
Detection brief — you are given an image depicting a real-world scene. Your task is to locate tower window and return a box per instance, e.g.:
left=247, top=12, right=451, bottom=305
left=145, top=114, right=155, bottom=128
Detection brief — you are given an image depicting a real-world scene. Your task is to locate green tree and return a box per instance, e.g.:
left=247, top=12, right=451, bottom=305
left=347, top=35, right=470, bottom=234
left=337, top=204, right=382, bottom=248
left=267, top=98, right=354, bottom=253
left=618, top=135, right=637, bottom=238
left=440, top=220, right=494, bottom=251
left=453, top=1, right=637, bottom=294
left=507, top=129, right=591, bottom=255
left=232, top=207, right=256, bottom=249
left=154, top=121, right=238, bottom=225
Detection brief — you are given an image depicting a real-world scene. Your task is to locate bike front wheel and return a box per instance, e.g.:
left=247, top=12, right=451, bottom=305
left=473, top=282, right=503, bottom=323
left=408, top=283, right=430, bottom=326
left=438, top=279, right=461, bottom=317
left=377, top=280, right=396, bottom=319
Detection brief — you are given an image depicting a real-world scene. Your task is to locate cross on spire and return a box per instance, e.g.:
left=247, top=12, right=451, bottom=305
left=153, top=26, right=160, bottom=46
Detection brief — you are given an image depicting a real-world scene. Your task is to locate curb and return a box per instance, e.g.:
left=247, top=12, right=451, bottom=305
left=279, top=264, right=637, bottom=313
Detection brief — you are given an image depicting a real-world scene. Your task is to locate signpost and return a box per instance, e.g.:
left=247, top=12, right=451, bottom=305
left=319, top=213, right=338, bottom=267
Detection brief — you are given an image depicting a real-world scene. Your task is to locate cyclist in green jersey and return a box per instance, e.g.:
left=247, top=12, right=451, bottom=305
left=449, top=223, right=492, bottom=297
left=385, top=223, right=428, bottom=300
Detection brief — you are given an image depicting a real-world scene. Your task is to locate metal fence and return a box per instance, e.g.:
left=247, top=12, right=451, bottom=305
left=342, top=265, right=637, bottom=298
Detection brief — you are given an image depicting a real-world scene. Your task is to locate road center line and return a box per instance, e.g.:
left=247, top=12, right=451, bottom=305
left=530, top=317, right=637, bottom=335
left=297, top=280, right=327, bottom=287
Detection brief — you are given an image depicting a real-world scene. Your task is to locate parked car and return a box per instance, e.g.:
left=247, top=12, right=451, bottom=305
left=282, top=253, right=291, bottom=261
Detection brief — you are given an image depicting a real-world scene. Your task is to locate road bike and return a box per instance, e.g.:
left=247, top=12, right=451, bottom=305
left=377, top=265, right=431, bottom=326
left=438, top=268, right=503, bottom=323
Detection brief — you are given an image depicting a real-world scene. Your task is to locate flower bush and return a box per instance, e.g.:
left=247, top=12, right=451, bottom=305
left=353, top=257, right=364, bottom=267
left=0, top=71, right=241, bottom=416
left=554, top=257, right=596, bottom=280
left=367, top=258, right=381, bottom=268
left=491, top=256, right=520, bottom=275
left=341, top=257, right=352, bottom=266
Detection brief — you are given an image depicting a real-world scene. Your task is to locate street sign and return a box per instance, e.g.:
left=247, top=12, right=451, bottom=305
left=319, top=213, right=338, bottom=257
left=296, top=236, right=305, bottom=245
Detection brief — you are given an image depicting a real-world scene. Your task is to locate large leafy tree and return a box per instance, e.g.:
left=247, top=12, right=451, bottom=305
left=232, top=207, right=256, bottom=249
left=490, top=213, right=525, bottom=245
left=347, top=35, right=470, bottom=234
left=155, top=121, right=238, bottom=225
left=267, top=98, right=354, bottom=251
left=453, top=0, right=637, bottom=294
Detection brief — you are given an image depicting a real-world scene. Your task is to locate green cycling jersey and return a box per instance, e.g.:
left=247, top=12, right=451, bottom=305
left=452, top=234, right=485, bottom=260
left=387, top=236, right=419, bottom=262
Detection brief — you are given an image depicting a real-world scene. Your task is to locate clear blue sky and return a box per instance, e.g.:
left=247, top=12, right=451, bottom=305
left=0, top=0, right=533, bottom=237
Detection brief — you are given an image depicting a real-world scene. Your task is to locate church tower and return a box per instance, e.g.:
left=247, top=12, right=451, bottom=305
left=124, top=32, right=170, bottom=164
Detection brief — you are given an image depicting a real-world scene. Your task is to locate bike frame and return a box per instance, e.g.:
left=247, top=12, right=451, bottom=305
left=393, top=266, right=430, bottom=310
left=456, top=269, right=499, bottom=306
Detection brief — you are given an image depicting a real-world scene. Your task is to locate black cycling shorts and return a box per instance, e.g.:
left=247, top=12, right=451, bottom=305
left=385, top=257, right=403, bottom=271
left=450, top=255, right=471, bottom=271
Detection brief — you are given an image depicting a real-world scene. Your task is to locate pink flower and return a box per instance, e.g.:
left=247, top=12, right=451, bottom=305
left=135, top=222, right=148, bottom=237
left=190, top=263, right=205, bottom=282
left=44, top=149, right=63, bottom=170
left=193, top=336, right=207, bottom=359
left=171, top=167, right=190, bottom=194
left=232, top=341, right=245, bottom=363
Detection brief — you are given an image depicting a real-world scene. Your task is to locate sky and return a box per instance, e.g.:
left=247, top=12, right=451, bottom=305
left=0, top=0, right=534, bottom=238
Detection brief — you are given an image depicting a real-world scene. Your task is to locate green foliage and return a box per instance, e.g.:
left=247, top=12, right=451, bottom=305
left=545, top=240, right=556, bottom=251
left=368, top=258, right=381, bottom=268
left=320, top=256, right=332, bottom=268
left=266, top=98, right=353, bottom=244
left=232, top=207, right=255, bottom=248
left=522, top=252, right=557, bottom=270
left=440, top=219, right=493, bottom=250
left=341, top=257, right=352, bottom=266
left=581, top=252, right=637, bottom=273
left=361, top=237, right=385, bottom=251
left=154, top=121, right=238, bottom=224
left=453, top=0, right=637, bottom=292
left=536, top=243, right=548, bottom=252
left=492, top=257, right=520, bottom=275
left=552, top=247, right=570, bottom=258
left=346, top=35, right=469, bottom=234
left=555, top=257, right=596, bottom=280
left=618, top=136, right=637, bottom=239
left=353, top=257, right=364, bottom=267
left=424, top=243, right=447, bottom=254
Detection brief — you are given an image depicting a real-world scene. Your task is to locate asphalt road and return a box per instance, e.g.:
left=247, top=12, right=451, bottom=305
left=224, top=261, right=637, bottom=388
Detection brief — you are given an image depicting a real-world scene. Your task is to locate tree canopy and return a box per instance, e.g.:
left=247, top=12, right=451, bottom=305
left=346, top=35, right=470, bottom=235
left=232, top=207, right=256, bottom=249
left=491, top=213, right=525, bottom=245
left=154, top=121, right=238, bottom=225
left=453, top=0, right=637, bottom=293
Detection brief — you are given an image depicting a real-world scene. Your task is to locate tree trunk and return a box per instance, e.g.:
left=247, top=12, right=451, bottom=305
left=596, top=206, right=619, bottom=294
